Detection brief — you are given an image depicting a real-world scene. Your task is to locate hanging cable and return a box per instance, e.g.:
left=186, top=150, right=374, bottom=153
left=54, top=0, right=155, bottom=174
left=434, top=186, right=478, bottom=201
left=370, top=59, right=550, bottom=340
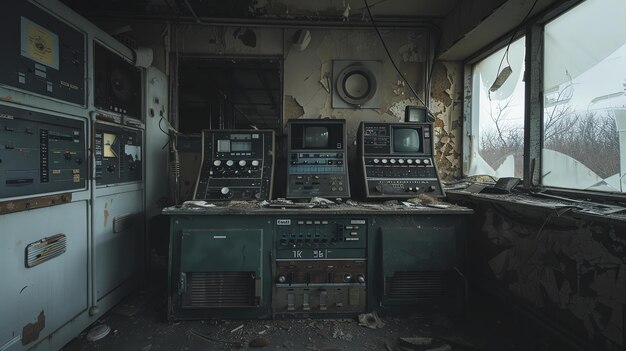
left=491, top=0, right=540, bottom=92
left=363, top=0, right=435, bottom=121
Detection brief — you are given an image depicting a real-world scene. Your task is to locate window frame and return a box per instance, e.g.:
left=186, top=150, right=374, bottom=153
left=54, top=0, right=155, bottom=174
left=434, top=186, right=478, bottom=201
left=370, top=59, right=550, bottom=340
left=463, top=0, right=626, bottom=200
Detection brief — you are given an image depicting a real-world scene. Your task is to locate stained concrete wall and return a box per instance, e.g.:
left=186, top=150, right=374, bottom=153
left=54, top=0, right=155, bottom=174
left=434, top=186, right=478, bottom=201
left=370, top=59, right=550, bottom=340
left=449, top=193, right=626, bottom=351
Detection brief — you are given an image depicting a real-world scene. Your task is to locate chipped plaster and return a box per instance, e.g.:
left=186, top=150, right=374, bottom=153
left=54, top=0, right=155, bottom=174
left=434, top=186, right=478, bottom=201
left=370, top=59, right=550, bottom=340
left=430, top=61, right=464, bottom=180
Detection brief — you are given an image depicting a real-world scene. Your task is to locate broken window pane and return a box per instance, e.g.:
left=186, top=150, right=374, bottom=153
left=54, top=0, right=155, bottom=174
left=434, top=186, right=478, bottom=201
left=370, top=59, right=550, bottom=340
left=468, top=38, right=525, bottom=178
left=542, top=0, right=626, bottom=193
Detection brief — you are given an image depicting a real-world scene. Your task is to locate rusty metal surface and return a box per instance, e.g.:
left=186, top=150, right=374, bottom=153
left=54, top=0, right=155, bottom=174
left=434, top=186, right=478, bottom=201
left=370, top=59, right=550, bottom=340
left=0, top=193, right=72, bottom=215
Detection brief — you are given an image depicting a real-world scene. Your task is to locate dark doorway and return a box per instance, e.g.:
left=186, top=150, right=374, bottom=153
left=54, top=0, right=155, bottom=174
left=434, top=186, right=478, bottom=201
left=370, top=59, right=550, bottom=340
left=177, top=57, right=282, bottom=134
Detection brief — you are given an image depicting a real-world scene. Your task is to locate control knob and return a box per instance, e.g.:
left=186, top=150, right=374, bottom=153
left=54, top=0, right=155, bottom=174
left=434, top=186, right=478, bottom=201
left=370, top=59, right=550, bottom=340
left=251, top=160, right=260, bottom=167
left=277, top=275, right=287, bottom=284
left=356, top=274, right=366, bottom=284
left=343, top=273, right=352, bottom=283
left=423, top=159, right=431, bottom=165
left=213, top=160, right=222, bottom=166
left=226, top=160, right=234, bottom=167
left=415, top=159, right=422, bottom=165
left=373, top=159, right=380, bottom=164
left=381, top=159, right=388, bottom=164
left=221, top=187, right=230, bottom=195
left=239, top=160, right=247, bottom=167
left=407, top=159, right=414, bottom=164
left=398, top=159, right=405, bottom=164
left=390, top=159, right=396, bottom=164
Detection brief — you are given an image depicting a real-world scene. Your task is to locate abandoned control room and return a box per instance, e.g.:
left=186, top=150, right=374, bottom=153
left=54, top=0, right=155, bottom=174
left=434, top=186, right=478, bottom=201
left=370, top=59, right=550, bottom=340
left=1, top=0, right=625, bottom=350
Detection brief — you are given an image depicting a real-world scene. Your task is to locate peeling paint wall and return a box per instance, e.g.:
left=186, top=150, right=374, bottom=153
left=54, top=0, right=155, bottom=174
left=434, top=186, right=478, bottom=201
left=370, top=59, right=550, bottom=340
left=450, top=195, right=626, bottom=351
left=282, top=28, right=427, bottom=144
left=430, top=61, right=464, bottom=180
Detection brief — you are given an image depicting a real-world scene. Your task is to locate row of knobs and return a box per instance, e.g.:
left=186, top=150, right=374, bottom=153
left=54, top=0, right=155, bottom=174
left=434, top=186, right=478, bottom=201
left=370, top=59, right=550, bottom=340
left=373, top=158, right=430, bottom=165
left=276, top=273, right=365, bottom=284
left=213, top=159, right=260, bottom=167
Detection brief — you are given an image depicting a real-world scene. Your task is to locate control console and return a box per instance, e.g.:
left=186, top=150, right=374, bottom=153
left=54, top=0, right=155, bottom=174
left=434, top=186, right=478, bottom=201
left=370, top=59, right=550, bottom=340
left=193, top=130, right=274, bottom=201
left=0, top=104, right=86, bottom=198
left=94, top=122, right=143, bottom=186
left=287, top=119, right=350, bottom=199
left=273, top=217, right=367, bottom=317
left=358, top=122, right=444, bottom=198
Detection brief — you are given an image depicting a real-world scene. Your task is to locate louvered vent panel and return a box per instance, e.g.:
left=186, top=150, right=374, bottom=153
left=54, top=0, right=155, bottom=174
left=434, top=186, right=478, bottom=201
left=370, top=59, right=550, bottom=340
left=183, top=272, right=256, bottom=308
left=25, top=234, right=67, bottom=268
left=385, top=271, right=453, bottom=303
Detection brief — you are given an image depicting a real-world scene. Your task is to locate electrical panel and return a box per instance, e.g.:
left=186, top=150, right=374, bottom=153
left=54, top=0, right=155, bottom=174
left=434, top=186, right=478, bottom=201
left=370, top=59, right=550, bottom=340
left=94, top=123, right=142, bottom=186
left=0, top=104, right=86, bottom=199
left=94, top=42, right=142, bottom=120
left=0, top=1, right=86, bottom=105
left=194, top=130, right=274, bottom=201
left=273, top=217, right=367, bottom=317
left=358, top=122, right=444, bottom=198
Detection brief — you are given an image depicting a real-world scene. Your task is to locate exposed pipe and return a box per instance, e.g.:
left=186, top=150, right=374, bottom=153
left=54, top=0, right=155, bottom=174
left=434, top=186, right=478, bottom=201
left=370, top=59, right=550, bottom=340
left=81, top=13, right=441, bottom=31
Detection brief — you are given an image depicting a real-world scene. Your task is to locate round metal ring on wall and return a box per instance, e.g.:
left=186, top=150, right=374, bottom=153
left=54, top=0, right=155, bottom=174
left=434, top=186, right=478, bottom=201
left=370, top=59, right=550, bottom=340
left=336, top=64, right=378, bottom=107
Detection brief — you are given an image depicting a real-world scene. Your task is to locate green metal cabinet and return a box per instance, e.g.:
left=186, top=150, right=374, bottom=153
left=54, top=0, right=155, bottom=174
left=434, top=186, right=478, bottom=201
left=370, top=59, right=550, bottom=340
left=368, top=215, right=467, bottom=314
left=168, top=215, right=274, bottom=320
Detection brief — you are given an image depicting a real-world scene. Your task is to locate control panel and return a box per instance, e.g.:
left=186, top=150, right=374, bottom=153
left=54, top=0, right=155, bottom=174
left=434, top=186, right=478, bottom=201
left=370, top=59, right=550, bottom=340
left=287, top=119, right=350, bottom=199
left=273, top=217, right=367, bottom=317
left=0, top=1, right=86, bottom=105
left=194, top=130, right=274, bottom=201
left=358, top=122, right=444, bottom=198
left=94, top=123, right=143, bottom=186
left=0, top=104, right=87, bottom=198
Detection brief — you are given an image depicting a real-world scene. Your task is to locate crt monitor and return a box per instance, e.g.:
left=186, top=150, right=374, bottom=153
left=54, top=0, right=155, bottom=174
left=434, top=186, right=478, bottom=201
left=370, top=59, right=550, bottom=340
left=392, top=126, right=423, bottom=153
left=290, top=120, right=344, bottom=150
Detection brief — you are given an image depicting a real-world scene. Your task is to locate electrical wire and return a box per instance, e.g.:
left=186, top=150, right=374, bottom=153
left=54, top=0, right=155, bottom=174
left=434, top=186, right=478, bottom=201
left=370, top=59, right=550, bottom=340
left=493, top=0, right=540, bottom=87
left=363, top=0, right=434, bottom=120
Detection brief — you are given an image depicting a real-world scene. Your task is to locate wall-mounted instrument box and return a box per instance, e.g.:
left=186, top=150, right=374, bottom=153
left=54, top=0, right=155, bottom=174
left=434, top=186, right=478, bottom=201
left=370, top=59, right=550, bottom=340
left=94, top=122, right=142, bottom=186
left=358, top=122, right=445, bottom=198
left=0, top=1, right=86, bottom=106
left=93, top=41, right=142, bottom=121
left=0, top=103, right=87, bottom=199
left=194, top=130, right=274, bottom=201
left=287, top=119, right=350, bottom=199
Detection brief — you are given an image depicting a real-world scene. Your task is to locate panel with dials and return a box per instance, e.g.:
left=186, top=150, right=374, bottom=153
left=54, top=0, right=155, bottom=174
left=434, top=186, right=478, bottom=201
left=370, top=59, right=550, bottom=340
left=94, top=123, right=142, bottom=186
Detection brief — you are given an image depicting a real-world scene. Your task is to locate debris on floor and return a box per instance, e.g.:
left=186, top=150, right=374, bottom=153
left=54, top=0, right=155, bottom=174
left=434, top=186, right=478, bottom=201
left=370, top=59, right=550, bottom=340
left=399, top=336, right=433, bottom=347
left=249, top=336, right=270, bottom=348
left=358, top=311, right=386, bottom=329
left=85, top=324, right=111, bottom=342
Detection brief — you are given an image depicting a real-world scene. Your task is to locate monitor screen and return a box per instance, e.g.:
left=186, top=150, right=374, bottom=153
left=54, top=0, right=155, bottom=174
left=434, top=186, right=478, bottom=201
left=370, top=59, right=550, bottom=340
left=304, top=126, right=329, bottom=148
left=290, top=122, right=344, bottom=150
left=393, top=127, right=422, bottom=153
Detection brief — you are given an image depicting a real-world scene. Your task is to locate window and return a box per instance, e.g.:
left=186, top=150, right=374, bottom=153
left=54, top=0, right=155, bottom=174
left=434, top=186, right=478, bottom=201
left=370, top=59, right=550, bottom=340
left=542, top=0, right=626, bottom=193
left=467, top=38, right=526, bottom=178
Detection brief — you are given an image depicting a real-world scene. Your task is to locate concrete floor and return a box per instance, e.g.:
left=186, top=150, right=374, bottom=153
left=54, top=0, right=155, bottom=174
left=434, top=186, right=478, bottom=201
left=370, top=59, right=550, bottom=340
left=62, top=271, right=575, bottom=351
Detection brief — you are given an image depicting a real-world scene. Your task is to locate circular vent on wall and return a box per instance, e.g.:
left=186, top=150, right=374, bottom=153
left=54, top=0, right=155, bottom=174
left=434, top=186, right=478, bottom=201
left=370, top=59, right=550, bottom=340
left=332, top=60, right=382, bottom=109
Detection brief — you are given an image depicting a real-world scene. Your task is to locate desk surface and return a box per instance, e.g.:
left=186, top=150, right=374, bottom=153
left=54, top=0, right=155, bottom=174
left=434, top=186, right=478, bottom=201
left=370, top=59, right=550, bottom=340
left=163, top=200, right=473, bottom=216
